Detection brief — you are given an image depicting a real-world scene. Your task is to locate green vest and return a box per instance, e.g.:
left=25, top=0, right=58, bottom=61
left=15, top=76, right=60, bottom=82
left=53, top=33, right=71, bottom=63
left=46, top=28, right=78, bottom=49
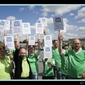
left=66, top=49, right=85, bottom=78
left=52, top=47, right=61, bottom=67
left=27, top=53, right=38, bottom=73
left=60, top=54, right=68, bottom=75
left=42, top=58, right=55, bottom=76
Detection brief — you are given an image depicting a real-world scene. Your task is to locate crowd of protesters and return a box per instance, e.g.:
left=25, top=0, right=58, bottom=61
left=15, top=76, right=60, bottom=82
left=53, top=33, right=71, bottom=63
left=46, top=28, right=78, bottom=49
left=0, top=29, right=85, bottom=80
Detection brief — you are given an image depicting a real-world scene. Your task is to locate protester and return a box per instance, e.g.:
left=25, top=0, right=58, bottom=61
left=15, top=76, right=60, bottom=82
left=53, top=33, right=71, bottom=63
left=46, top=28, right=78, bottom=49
left=58, top=34, right=85, bottom=79
left=14, top=47, right=32, bottom=79
left=52, top=40, right=61, bottom=79
left=27, top=37, right=40, bottom=79
left=44, top=29, right=61, bottom=79
left=13, top=38, right=21, bottom=68
left=42, top=57, right=55, bottom=79
left=0, top=43, right=14, bottom=79
left=60, top=43, right=69, bottom=79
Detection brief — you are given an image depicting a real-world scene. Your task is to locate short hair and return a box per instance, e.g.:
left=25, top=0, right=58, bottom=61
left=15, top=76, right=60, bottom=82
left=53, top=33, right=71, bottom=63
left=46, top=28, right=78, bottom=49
left=52, top=40, right=58, bottom=44
left=63, top=44, right=69, bottom=49
left=19, top=47, right=26, bottom=53
left=73, top=38, right=81, bottom=44
left=28, top=46, right=34, bottom=51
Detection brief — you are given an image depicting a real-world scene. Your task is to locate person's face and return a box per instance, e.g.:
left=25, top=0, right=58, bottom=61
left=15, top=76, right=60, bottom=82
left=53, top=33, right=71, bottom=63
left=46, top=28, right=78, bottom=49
left=28, top=47, right=34, bottom=55
left=19, top=48, right=26, bottom=58
left=53, top=41, right=59, bottom=48
left=15, top=42, right=20, bottom=49
left=64, top=46, right=69, bottom=50
left=33, top=45, right=38, bottom=50
left=0, top=47, right=6, bottom=59
left=73, top=39, right=81, bottom=51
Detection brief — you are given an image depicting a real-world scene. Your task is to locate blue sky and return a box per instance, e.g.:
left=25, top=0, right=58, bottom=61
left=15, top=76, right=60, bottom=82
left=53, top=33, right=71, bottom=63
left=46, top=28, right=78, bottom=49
left=0, top=4, right=85, bottom=42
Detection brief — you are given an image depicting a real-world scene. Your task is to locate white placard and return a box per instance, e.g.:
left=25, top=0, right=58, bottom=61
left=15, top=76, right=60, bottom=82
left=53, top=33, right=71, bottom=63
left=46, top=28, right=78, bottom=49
left=29, top=36, right=35, bottom=45
left=4, top=35, right=15, bottom=50
left=44, top=35, right=52, bottom=47
left=39, top=17, right=47, bottom=27
left=36, top=23, right=44, bottom=34
left=60, top=22, right=66, bottom=33
left=12, top=20, right=23, bottom=35
left=53, top=16, right=64, bottom=31
left=0, top=20, right=5, bottom=32
left=22, top=22, right=31, bottom=34
left=44, top=47, right=52, bottom=58
left=4, top=20, right=10, bottom=30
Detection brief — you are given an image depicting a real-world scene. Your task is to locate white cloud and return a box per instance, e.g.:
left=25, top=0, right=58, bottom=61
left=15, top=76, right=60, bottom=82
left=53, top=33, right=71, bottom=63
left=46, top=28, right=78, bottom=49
left=77, top=27, right=85, bottom=31
left=63, top=18, right=68, bottom=23
left=78, top=18, right=85, bottom=23
left=47, top=17, right=53, bottom=25
left=66, top=24, right=77, bottom=31
left=65, top=33, right=78, bottom=38
left=28, top=6, right=35, bottom=10
left=19, top=7, right=25, bottom=11
left=80, top=31, right=85, bottom=34
left=41, top=6, right=80, bottom=17
left=75, top=7, right=85, bottom=19
left=6, top=16, right=16, bottom=20
left=69, top=13, right=74, bottom=16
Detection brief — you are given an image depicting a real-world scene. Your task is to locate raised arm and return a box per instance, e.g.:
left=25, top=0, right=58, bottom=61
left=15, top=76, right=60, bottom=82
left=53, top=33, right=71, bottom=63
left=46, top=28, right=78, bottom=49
left=37, top=33, right=40, bottom=51
left=24, top=34, right=29, bottom=50
left=14, top=35, right=20, bottom=45
left=43, top=29, right=46, bottom=35
left=58, top=32, right=63, bottom=54
left=14, top=35, right=20, bottom=49
left=3, top=30, right=7, bottom=44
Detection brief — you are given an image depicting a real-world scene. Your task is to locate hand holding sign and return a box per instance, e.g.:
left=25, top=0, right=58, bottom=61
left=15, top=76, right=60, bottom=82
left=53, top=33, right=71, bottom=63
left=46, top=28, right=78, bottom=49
left=43, top=29, right=46, bottom=35
left=4, top=30, right=7, bottom=36
left=58, top=33, right=63, bottom=41
left=26, top=34, right=29, bottom=43
left=38, top=33, right=40, bottom=39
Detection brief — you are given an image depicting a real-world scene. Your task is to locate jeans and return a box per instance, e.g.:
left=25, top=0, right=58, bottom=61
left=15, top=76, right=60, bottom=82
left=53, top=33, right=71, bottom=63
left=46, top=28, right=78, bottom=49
left=54, top=66, right=61, bottom=79
left=32, top=72, right=38, bottom=79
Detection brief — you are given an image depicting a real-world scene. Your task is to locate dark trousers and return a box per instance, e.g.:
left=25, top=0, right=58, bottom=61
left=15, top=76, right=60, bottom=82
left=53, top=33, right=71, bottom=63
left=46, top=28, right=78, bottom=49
left=54, top=66, right=61, bottom=79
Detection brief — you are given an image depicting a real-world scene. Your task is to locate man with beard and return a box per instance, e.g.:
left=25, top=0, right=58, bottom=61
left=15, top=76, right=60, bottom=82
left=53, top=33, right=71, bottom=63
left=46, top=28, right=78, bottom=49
left=58, top=34, right=85, bottom=79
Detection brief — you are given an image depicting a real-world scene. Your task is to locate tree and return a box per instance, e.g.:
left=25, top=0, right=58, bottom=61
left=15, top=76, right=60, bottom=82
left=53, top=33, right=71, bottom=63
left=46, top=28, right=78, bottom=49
left=23, top=39, right=26, bottom=43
